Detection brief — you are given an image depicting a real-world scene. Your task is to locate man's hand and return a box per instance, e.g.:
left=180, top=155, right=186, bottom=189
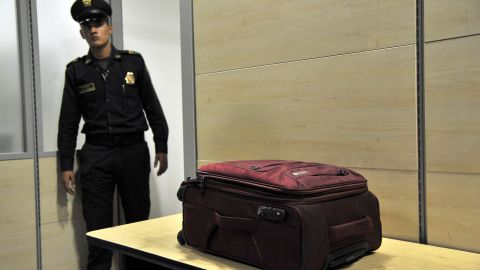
left=62, top=170, right=75, bottom=195
left=154, top=153, right=168, bottom=176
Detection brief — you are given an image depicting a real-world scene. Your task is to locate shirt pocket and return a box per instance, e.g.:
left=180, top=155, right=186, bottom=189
left=78, top=83, right=98, bottom=115
left=122, top=84, right=142, bottom=111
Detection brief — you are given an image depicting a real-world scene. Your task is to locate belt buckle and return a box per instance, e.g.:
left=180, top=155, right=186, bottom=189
left=111, top=135, right=122, bottom=145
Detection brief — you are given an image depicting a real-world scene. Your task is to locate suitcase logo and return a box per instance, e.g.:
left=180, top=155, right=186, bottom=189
left=292, top=170, right=309, bottom=176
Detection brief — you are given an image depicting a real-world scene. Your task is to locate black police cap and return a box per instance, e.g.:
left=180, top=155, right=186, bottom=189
left=71, top=0, right=112, bottom=23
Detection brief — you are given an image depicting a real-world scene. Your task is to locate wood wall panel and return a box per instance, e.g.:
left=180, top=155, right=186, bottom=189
left=427, top=172, right=480, bottom=252
left=0, top=159, right=37, bottom=270
left=197, top=46, right=417, bottom=171
left=425, top=0, right=480, bottom=42
left=40, top=157, right=83, bottom=224
left=425, top=36, right=480, bottom=174
left=41, top=218, right=88, bottom=270
left=198, top=160, right=217, bottom=168
left=193, top=0, right=415, bottom=74
left=355, top=168, right=418, bottom=241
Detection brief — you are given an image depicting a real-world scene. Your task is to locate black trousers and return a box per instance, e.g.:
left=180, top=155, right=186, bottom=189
left=79, top=142, right=166, bottom=270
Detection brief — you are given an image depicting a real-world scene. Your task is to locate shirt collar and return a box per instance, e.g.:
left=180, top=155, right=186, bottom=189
left=85, top=52, right=94, bottom=65
left=84, top=45, right=122, bottom=65
left=112, top=46, right=122, bottom=60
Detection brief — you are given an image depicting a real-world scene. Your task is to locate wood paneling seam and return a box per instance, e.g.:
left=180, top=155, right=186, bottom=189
left=425, top=33, right=480, bottom=44
left=416, top=0, right=427, bottom=245
left=40, top=217, right=85, bottom=227
left=197, top=43, right=416, bottom=76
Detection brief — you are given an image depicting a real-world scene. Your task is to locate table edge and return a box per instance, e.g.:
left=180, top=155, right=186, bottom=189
left=86, top=234, right=204, bottom=270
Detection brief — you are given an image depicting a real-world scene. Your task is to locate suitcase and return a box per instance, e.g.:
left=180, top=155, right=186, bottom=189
left=177, top=160, right=382, bottom=270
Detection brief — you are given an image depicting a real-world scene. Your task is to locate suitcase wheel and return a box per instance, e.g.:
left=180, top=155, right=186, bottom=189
left=177, top=230, right=186, bottom=246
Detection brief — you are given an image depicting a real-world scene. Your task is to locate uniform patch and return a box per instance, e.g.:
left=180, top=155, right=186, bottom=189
left=82, top=0, right=92, bottom=7
left=125, top=50, right=141, bottom=56
left=125, top=72, right=135, bottom=85
left=78, top=83, right=96, bottom=94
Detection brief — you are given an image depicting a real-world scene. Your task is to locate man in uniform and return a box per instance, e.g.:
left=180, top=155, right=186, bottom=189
left=58, top=0, right=168, bottom=269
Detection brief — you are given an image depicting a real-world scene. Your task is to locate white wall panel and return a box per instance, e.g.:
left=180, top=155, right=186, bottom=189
left=123, top=0, right=184, bottom=217
left=0, top=0, right=24, bottom=153
left=37, top=0, right=88, bottom=152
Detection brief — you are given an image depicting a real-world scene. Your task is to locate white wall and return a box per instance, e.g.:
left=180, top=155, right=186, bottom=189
left=37, top=0, right=88, bottom=152
left=0, top=0, right=25, bottom=153
left=122, top=0, right=184, bottom=217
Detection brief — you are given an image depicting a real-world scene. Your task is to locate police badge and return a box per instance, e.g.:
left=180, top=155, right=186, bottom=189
left=125, top=72, right=135, bottom=85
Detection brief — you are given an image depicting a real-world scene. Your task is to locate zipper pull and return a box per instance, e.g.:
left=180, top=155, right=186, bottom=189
left=177, top=177, right=205, bottom=201
left=197, top=177, right=205, bottom=189
left=185, top=177, right=205, bottom=189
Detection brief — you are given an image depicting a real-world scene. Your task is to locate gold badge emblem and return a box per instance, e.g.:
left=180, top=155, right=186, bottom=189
left=82, top=0, right=92, bottom=7
left=125, top=72, right=135, bottom=85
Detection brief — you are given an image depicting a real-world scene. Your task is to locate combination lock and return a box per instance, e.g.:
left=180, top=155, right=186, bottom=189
left=257, top=206, right=286, bottom=222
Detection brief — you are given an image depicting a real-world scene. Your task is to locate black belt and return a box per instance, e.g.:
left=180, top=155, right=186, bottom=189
left=86, top=132, right=144, bottom=146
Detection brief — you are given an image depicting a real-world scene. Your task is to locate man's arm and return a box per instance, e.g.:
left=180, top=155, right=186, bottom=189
left=57, top=68, right=81, bottom=194
left=138, top=57, right=169, bottom=176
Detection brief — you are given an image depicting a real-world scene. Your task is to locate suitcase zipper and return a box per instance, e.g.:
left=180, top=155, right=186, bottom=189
left=209, top=181, right=367, bottom=204
left=183, top=177, right=367, bottom=204
left=197, top=172, right=366, bottom=196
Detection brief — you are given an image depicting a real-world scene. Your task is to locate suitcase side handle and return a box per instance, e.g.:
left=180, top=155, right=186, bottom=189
left=328, top=216, right=373, bottom=245
left=214, top=212, right=258, bottom=234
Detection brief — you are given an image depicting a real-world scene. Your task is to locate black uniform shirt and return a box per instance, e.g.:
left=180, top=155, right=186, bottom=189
left=58, top=46, right=169, bottom=171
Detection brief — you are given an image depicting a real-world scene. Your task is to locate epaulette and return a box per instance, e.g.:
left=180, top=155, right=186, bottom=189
left=67, top=56, right=83, bottom=67
left=121, top=50, right=142, bottom=57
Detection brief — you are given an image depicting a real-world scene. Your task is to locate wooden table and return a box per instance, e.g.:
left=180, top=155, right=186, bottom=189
left=87, top=214, right=480, bottom=270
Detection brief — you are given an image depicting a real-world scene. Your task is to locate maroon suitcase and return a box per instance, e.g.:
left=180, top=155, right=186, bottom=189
left=177, top=160, right=382, bottom=270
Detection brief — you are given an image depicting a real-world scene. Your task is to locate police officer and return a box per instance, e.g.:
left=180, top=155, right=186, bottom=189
left=58, top=1, right=168, bottom=269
